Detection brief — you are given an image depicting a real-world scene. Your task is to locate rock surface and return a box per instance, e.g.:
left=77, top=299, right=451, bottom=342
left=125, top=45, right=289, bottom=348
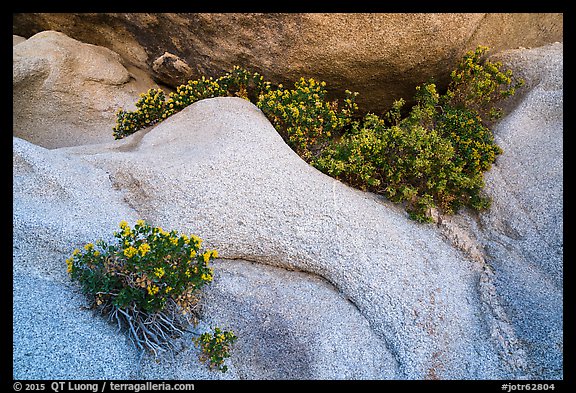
left=13, top=30, right=159, bottom=149
left=13, top=34, right=26, bottom=46
left=12, top=32, right=562, bottom=379
left=199, top=259, right=399, bottom=379
left=13, top=99, right=499, bottom=379
left=440, top=42, right=563, bottom=379
left=12, top=13, right=563, bottom=114
left=152, top=52, right=194, bottom=88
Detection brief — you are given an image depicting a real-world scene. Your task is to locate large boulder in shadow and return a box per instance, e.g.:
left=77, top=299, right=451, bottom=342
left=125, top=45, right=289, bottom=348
left=13, top=13, right=563, bottom=114
left=13, top=30, right=158, bottom=148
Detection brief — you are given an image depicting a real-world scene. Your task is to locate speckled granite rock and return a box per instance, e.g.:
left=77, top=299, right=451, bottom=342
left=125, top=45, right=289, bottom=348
left=12, top=37, right=562, bottom=379
left=13, top=31, right=158, bottom=148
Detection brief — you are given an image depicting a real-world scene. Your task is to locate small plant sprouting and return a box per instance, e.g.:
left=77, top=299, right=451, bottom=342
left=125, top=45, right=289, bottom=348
left=194, top=328, right=238, bottom=373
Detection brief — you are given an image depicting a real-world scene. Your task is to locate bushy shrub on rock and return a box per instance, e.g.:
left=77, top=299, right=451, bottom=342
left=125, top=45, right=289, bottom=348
left=315, top=46, right=522, bottom=221
left=112, top=46, right=522, bottom=222
left=66, top=219, right=236, bottom=372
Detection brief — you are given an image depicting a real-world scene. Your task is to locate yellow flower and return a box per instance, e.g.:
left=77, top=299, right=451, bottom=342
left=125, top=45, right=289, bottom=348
left=201, top=273, right=212, bottom=282
left=94, top=250, right=100, bottom=257
left=123, top=246, right=138, bottom=258
left=84, top=243, right=94, bottom=251
left=119, top=220, right=129, bottom=230
left=66, top=258, right=73, bottom=273
left=136, top=219, right=146, bottom=227
left=154, top=267, right=165, bottom=278
left=138, top=243, right=151, bottom=256
left=72, top=248, right=81, bottom=256
left=122, top=226, right=132, bottom=237
left=190, top=249, right=197, bottom=258
left=165, top=286, right=173, bottom=293
left=147, top=285, right=159, bottom=296
left=211, top=249, right=219, bottom=258
left=191, top=235, right=203, bottom=248
left=203, top=251, right=211, bottom=264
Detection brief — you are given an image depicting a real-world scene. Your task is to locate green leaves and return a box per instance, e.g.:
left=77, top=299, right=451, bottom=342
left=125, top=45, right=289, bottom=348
left=67, top=220, right=236, bottom=371
left=313, top=45, right=521, bottom=222
left=111, top=45, right=521, bottom=223
left=113, top=89, right=167, bottom=139
left=194, top=328, right=238, bottom=373
left=113, top=67, right=272, bottom=140
left=443, top=46, right=524, bottom=122
left=67, top=220, right=216, bottom=314
left=256, top=77, right=358, bottom=160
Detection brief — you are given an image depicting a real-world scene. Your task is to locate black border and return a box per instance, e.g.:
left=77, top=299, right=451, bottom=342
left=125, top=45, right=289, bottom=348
left=9, top=2, right=569, bottom=13
left=8, top=4, right=570, bottom=391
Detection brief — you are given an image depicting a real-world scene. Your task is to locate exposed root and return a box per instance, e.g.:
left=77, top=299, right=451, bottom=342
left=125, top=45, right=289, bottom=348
left=98, top=298, right=198, bottom=358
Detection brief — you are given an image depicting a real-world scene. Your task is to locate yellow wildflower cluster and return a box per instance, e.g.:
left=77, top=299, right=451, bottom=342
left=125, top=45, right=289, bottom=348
left=138, top=243, right=151, bottom=256
left=65, top=257, right=74, bottom=274
left=147, top=285, right=160, bottom=296
left=67, top=219, right=235, bottom=372
left=194, top=328, right=237, bottom=372
left=153, top=266, right=165, bottom=279
left=202, top=250, right=218, bottom=263
left=117, top=220, right=133, bottom=238
left=112, top=66, right=271, bottom=140
left=256, top=77, right=358, bottom=160
left=113, top=89, right=167, bottom=139
left=191, top=234, right=203, bottom=248
left=164, top=76, right=227, bottom=118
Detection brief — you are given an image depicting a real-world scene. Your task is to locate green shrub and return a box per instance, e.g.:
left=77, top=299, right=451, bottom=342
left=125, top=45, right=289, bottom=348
left=313, top=104, right=457, bottom=222
left=113, top=89, right=167, bottom=139
left=443, top=45, right=524, bottom=122
left=112, top=66, right=270, bottom=139
left=66, top=220, right=236, bottom=371
left=194, top=328, right=238, bottom=373
left=256, top=78, right=358, bottom=160
left=111, top=45, right=522, bottom=222
left=313, top=46, right=522, bottom=222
